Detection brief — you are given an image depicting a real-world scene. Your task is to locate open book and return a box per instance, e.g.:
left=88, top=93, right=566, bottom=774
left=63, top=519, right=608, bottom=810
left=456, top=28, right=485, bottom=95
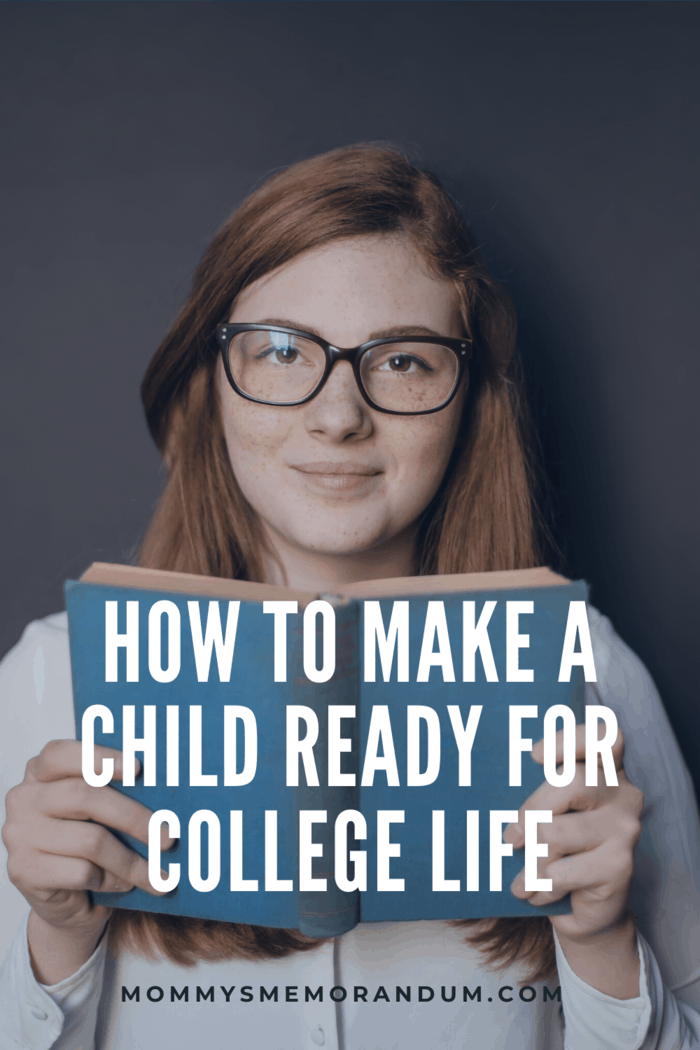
left=65, top=563, right=589, bottom=937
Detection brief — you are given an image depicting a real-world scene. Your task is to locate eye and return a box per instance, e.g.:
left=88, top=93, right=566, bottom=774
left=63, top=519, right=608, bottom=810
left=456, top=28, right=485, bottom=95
left=375, top=353, right=432, bottom=374
left=255, top=335, right=302, bottom=365
left=268, top=346, right=299, bottom=365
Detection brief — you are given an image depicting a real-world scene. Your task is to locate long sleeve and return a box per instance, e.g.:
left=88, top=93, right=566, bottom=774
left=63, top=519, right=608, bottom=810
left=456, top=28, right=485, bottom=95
left=555, top=928, right=700, bottom=1050
left=0, top=614, right=77, bottom=963
left=553, top=607, right=700, bottom=1050
left=0, top=614, right=104, bottom=1050
left=588, top=608, right=700, bottom=1000
left=0, top=913, right=106, bottom=1050
left=638, top=933, right=700, bottom=1048
left=554, top=927, right=650, bottom=1050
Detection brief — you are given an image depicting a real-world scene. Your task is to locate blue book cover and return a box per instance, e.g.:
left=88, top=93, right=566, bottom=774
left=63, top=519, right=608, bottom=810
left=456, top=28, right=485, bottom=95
left=66, top=563, right=589, bottom=938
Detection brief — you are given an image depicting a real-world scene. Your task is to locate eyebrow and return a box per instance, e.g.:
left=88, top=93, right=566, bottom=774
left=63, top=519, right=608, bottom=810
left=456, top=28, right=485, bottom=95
left=247, top=318, right=452, bottom=343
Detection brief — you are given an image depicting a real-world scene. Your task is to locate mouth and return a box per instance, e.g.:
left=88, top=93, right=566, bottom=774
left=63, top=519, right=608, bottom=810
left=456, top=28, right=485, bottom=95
left=290, top=461, right=383, bottom=492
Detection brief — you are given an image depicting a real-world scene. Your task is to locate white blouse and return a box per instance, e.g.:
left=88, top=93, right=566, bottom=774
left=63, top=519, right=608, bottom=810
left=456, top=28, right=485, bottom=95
left=1, top=608, right=699, bottom=1050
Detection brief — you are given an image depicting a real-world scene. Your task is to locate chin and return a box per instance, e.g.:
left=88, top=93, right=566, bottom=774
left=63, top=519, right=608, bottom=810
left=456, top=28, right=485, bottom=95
left=293, top=533, right=390, bottom=558
left=261, top=498, right=403, bottom=560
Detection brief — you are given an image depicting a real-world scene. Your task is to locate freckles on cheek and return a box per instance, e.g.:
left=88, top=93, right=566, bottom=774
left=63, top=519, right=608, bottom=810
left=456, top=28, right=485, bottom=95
left=396, top=420, right=459, bottom=486
left=222, top=403, right=292, bottom=488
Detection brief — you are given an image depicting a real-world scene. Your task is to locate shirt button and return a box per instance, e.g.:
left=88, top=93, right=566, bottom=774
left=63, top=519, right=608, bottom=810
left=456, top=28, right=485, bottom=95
left=310, top=1027, right=325, bottom=1046
left=30, top=1006, right=48, bottom=1020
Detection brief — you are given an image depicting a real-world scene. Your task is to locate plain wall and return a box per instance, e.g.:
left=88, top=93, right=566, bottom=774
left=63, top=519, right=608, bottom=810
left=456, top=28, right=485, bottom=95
left=1, top=1, right=698, bottom=787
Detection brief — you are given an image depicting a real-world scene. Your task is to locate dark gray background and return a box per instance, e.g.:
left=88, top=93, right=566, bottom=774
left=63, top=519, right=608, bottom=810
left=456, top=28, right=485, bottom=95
left=1, top=2, right=698, bottom=787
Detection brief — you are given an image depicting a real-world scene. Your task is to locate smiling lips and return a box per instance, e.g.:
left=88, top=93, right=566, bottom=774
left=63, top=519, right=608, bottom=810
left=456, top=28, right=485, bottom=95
left=291, top=461, right=382, bottom=491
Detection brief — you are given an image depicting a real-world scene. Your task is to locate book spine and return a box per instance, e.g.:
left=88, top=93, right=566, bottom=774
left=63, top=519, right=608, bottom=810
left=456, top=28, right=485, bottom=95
left=291, top=598, right=361, bottom=938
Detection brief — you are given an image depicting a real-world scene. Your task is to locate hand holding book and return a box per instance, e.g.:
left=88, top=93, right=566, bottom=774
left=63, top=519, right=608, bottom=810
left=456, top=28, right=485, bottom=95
left=505, top=722, right=644, bottom=999
left=2, top=740, right=169, bottom=983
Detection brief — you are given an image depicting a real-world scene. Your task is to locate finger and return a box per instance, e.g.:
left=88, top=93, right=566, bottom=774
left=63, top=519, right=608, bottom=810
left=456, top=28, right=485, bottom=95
left=39, top=780, right=176, bottom=850
left=506, top=777, right=643, bottom=852
left=16, top=853, right=135, bottom=899
left=511, top=839, right=633, bottom=907
left=531, top=722, right=624, bottom=769
left=27, top=740, right=140, bottom=783
left=505, top=767, right=622, bottom=844
left=504, top=810, right=603, bottom=859
left=35, top=821, right=170, bottom=896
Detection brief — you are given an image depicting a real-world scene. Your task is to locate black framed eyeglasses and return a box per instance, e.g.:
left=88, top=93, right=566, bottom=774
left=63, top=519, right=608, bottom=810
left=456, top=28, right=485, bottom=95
left=216, top=324, right=472, bottom=416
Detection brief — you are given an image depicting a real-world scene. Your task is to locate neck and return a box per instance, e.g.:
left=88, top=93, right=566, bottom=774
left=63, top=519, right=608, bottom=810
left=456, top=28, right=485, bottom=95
left=260, top=527, right=418, bottom=594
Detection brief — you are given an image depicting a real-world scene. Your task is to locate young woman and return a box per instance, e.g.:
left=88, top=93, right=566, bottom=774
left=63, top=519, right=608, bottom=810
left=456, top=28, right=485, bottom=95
left=1, top=145, right=699, bottom=1050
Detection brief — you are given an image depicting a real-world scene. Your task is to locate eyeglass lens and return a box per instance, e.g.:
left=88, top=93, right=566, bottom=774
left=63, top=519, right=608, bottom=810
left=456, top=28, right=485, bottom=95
left=227, top=330, right=460, bottom=412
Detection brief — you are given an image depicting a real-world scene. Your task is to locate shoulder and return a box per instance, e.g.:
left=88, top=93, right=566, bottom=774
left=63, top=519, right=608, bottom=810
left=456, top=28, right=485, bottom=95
left=0, top=612, right=75, bottom=765
left=586, top=605, right=665, bottom=730
left=584, top=604, right=684, bottom=778
left=0, top=611, right=71, bottom=702
left=1, top=611, right=70, bottom=675
left=584, top=606, right=699, bottom=880
left=587, top=603, right=638, bottom=681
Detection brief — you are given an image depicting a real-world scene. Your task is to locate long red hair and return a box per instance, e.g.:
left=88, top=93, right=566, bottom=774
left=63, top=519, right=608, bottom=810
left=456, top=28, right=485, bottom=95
left=110, top=144, right=555, bottom=982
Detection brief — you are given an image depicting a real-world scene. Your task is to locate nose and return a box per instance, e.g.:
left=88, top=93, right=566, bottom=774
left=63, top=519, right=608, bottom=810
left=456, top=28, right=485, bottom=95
left=304, top=361, right=373, bottom=443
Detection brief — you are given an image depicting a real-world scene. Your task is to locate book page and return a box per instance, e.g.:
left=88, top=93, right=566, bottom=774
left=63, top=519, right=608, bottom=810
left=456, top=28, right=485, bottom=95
left=80, top=562, right=570, bottom=605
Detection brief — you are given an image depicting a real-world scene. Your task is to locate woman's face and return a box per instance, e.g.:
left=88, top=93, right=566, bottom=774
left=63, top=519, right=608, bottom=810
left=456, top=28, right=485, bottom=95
left=219, top=234, right=467, bottom=580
